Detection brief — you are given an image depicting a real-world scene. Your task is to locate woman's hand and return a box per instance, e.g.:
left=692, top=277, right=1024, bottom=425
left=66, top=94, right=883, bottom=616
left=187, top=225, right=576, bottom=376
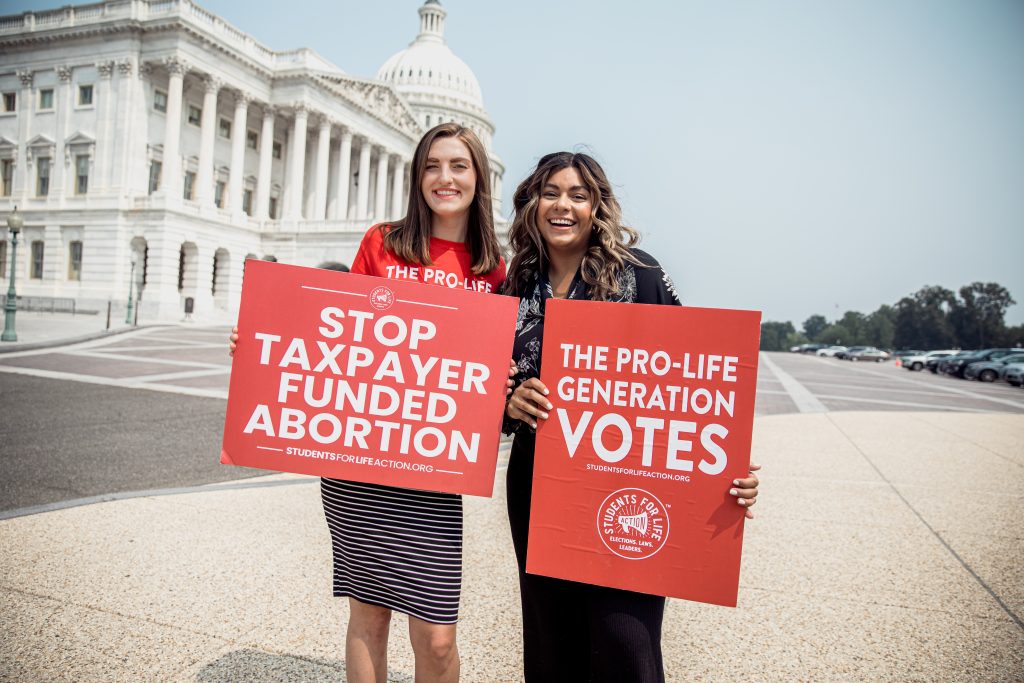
left=507, top=360, right=517, bottom=396
left=505, top=377, right=552, bottom=430
left=228, top=326, right=239, bottom=356
left=730, top=463, right=761, bottom=519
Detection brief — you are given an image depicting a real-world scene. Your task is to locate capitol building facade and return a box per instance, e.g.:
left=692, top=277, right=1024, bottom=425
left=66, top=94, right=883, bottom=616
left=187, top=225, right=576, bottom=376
left=0, top=0, right=504, bottom=320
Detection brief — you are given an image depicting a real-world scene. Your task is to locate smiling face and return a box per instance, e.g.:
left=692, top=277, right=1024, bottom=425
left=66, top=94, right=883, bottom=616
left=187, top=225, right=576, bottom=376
left=536, top=166, right=594, bottom=258
left=420, top=136, right=477, bottom=223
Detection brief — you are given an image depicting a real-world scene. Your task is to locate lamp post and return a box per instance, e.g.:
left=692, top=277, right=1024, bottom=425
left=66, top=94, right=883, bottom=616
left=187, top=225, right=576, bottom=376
left=2, top=206, right=23, bottom=342
left=125, top=257, right=136, bottom=325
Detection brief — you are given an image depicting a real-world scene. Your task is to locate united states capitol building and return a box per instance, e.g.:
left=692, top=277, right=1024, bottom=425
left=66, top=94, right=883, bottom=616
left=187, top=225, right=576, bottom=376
left=0, top=0, right=504, bottom=321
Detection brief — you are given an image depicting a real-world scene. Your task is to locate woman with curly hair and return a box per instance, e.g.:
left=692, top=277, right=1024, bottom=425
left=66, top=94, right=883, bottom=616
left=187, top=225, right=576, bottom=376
left=502, top=151, right=760, bottom=682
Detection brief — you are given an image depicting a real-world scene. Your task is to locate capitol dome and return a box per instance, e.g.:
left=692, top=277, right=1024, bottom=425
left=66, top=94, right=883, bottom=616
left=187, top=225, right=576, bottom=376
left=376, top=0, right=505, bottom=216
left=377, top=4, right=484, bottom=112
left=376, top=1, right=493, bottom=138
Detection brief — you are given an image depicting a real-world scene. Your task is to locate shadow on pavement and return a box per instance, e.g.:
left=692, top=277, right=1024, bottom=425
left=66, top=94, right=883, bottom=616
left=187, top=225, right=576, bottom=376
left=195, top=649, right=363, bottom=682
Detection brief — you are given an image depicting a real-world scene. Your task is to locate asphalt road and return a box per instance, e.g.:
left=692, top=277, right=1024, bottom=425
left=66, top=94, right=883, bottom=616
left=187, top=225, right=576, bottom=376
left=2, top=327, right=1022, bottom=514
left=0, top=326, right=249, bottom=513
left=756, top=351, right=1024, bottom=416
left=0, top=372, right=258, bottom=512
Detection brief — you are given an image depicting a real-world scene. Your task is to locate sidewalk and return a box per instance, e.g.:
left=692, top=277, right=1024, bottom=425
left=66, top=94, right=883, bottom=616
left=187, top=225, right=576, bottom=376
left=1, top=411, right=1021, bottom=681
left=0, top=309, right=233, bottom=352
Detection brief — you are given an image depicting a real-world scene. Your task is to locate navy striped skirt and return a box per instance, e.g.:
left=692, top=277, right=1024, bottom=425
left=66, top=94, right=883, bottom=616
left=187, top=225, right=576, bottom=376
left=320, top=478, right=463, bottom=624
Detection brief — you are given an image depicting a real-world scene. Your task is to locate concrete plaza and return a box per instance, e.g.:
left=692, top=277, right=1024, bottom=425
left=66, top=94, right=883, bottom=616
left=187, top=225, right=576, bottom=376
left=1, top=410, right=1021, bottom=681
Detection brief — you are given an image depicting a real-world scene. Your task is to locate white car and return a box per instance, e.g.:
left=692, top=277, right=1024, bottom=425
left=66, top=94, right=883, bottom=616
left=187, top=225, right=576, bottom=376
left=1000, top=362, right=1024, bottom=386
left=816, top=345, right=848, bottom=357
left=902, top=350, right=959, bottom=372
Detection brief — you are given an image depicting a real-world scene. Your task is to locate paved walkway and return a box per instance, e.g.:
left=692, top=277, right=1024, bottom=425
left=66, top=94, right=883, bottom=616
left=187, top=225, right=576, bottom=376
left=1, top=411, right=1022, bottom=681
left=2, top=320, right=1021, bottom=680
left=0, top=309, right=235, bottom=352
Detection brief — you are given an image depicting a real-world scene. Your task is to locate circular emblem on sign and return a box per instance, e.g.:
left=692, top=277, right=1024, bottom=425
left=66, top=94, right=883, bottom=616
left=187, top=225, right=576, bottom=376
left=369, top=286, right=395, bottom=310
left=597, top=488, right=670, bottom=560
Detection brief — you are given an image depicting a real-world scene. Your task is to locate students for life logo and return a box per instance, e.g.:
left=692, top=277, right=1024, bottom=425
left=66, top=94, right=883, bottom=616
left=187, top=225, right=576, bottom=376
left=369, top=286, right=395, bottom=310
left=597, top=488, right=670, bottom=560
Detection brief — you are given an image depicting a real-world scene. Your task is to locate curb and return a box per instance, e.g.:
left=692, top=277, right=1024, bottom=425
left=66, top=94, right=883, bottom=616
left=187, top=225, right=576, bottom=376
left=0, top=323, right=173, bottom=354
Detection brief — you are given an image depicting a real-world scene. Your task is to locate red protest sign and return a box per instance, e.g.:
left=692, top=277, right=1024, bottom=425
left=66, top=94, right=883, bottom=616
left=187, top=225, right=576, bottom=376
left=526, top=300, right=761, bottom=606
left=221, top=260, right=518, bottom=497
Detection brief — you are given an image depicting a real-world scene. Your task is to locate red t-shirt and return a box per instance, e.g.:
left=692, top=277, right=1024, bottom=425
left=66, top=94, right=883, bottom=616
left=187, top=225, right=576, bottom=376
left=350, top=224, right=506, bottom=294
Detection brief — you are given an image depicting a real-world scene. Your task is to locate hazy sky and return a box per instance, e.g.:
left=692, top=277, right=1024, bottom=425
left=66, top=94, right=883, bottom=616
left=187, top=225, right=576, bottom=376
left=19, top=0, right=1024, bottom=326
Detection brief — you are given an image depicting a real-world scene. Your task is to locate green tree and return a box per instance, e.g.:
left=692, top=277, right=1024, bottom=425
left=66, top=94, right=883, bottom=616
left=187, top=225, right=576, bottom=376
left=998, top=324, right=1024, bottom=348
left=802, top=314, right=828, bottom=342
left=893, top=286, right=957, bottom=349
left=950, top=282, right=1016, bottom=348
left=760, top=321, right=797, bottom=351
left=818, top=323, right=853, bottom=346
left=838, top=310, right=867, bottom=345
left=864, top=304, right=896, bottom=349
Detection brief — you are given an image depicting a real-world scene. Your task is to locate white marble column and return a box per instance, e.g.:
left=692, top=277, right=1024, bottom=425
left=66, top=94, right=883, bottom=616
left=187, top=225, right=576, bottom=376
left=160, top=57, right=187, bottom=201
left=112, top=58, right=135, bottom=194
left=355, top=137, right=371, bottom=221
left=331, top=129, right=352, bottom=220
left=145, top=233, right=187, bottom=318
left=286, top=104, right=308, bottom=220
left=94, top=61, right=115, bottom=191
left=228, top=90, right=251, bottom=217
left=255, top=105, right=275, bottom=220
left=390, top=154, right=405, bottom=220
left=313, top=117, right=331, bottom=221
left=191, top=243, right=215, bottom=314
left=130, top=62, right=153, bottom=196
left=195, top=76, right=221, bottom=207
left=14, top=70, right=33, bottom=201
left=374, top=148, right=389, bottom=220
left=54, top=66, right=72, bottom=201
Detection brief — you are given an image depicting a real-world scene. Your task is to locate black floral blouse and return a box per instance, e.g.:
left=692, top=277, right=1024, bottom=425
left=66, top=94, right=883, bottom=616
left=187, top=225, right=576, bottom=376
left=504, top=248, right=681, bottom=435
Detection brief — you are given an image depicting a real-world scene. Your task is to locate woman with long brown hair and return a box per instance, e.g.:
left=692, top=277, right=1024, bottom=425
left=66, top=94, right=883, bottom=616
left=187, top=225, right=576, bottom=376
left=502, top=151, right=760, bottom=682
left=232, top=122, right=504, bottom=683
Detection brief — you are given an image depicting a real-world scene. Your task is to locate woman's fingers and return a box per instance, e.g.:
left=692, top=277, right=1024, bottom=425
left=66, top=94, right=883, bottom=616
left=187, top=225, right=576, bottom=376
left=506, top=360, right=517, bottom=396
left=520, top=377, right=550, bottom=398
left=510, top=391, right=550, bottom=420
left=228, top=326, right=239, bottom=357
left=506, top=378, right=554, bottom=428
left=730, top=466, right=759, bottom=516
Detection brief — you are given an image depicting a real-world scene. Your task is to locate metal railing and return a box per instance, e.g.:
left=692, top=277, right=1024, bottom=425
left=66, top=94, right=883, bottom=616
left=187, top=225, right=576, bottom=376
left=0, top=295, right=82, bottom=314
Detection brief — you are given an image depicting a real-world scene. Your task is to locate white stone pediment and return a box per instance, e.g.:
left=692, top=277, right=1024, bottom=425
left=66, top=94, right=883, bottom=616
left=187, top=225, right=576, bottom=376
left=26, top=134, right=56, bottom=165
left=65, top=131, right=96, bottom=147
left=315, top=73, right=422, bottom=141
left=27, top=133, right=56, bottom=148
left=0, top=135, right=16, bottom=156
left=64, top=131, right=96, bottom=166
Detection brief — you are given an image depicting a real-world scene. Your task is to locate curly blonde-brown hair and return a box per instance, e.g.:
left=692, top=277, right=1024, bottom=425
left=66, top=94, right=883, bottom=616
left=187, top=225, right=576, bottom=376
left=502, top=152, right=640, bottom=300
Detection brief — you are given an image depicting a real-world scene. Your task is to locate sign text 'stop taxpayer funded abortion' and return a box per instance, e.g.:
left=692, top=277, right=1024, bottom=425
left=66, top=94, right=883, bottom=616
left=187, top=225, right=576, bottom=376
left=221, top=260, right=519, bottom=497
left=527, top=299, right=761, bottom=606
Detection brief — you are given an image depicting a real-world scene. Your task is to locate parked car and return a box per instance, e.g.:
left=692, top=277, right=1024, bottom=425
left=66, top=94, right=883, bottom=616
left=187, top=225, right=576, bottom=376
left=932, top=351, right=973, bottom=374
left=847, top=347, right=890, bottom=362
left=892, top=350, right=925, bottom=360
left=793, top=343, right=829, bottom=354
left=816, top=345, right=848, bottom=357
left=964, top=352, right=1024, bottom=382
left=1002, top=363, right=1024, bottom=387
left=835, top=345, right=869, bottom=360
left=902, top=350, right=959, bottom=372
left=942, top=348, right=1017, bottom=378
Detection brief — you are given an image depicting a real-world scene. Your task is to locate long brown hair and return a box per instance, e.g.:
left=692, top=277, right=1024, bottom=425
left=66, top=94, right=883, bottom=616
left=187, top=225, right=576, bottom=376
left=503, top=152, right=640, bottom=300
left=383, top=122, right=502, bottom=275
